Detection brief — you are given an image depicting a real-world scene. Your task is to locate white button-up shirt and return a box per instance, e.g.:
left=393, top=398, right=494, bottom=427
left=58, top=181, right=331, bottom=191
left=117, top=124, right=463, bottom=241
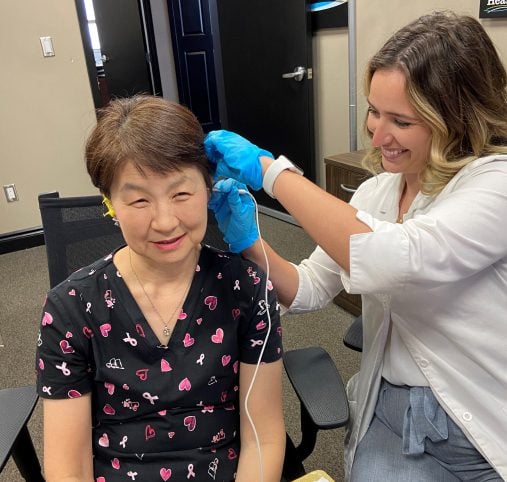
left=288, top=155, right=507, bottom=480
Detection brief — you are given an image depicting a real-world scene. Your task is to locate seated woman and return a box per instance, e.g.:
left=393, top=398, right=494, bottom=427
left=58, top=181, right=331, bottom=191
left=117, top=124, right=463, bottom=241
left=35, top=95, right=285, bottom=482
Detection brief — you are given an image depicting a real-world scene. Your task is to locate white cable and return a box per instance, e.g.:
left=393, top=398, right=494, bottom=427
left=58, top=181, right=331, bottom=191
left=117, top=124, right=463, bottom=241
left=241, top=191, right=271, bottom=482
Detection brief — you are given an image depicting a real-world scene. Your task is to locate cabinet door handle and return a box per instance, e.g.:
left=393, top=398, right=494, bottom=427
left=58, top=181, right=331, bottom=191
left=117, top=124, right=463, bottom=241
left=340, top=184, right=357, bottom=193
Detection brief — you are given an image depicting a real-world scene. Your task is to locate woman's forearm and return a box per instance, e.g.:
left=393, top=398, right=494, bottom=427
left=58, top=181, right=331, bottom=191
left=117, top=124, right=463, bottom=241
left=260, top=156, right=371, bottom=273
left=235, top=440, right=285, bottom=482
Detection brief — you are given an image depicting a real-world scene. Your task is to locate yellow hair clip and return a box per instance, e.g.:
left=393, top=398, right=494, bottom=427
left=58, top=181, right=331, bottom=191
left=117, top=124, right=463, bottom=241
left=102, top=195, right=116, bottom=218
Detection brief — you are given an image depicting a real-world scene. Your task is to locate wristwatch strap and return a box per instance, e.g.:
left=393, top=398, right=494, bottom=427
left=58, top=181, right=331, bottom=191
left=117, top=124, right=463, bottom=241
left=263, top=155, right=304, bottom=198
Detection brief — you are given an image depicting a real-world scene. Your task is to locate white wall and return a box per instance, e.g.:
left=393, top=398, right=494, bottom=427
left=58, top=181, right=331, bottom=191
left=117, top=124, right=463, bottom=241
left=2, top=0, right=506, bottom=234
left=150, top=0, right=179, bottom=101
left=0, top=0, right=98, bottom=235
left=313, top=27, right=350, bottom=185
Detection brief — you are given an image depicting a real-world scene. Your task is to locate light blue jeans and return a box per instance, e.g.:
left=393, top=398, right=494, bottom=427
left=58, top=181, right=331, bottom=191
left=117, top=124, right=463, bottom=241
left=350, top=379, right=502, bottom=481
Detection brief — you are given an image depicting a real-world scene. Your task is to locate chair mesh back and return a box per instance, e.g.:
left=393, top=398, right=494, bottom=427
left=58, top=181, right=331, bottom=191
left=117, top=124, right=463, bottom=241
left=203, top=211, right=228, bottom=251
left=39, top=192, right=125, bottom=288
left=39, top=192, right=228, bottom=289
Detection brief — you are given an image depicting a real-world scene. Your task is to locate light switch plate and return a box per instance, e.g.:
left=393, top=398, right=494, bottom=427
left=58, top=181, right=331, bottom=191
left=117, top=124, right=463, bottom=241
left=3, top=184, right=19, bottom=202
left=40, top=36, right=55, bottom=57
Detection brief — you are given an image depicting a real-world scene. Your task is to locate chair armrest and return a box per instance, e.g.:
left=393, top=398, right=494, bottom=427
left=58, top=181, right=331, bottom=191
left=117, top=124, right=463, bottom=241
left=283, top=347, right=349, bottom=429
left=0, top=385, right=39, bottom=471
left=343, top=315, right=363, bottom=352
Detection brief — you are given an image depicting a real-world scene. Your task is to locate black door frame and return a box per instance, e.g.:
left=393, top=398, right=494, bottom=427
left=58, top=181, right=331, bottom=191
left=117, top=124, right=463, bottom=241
left=75, top=0, right=162, bottom=110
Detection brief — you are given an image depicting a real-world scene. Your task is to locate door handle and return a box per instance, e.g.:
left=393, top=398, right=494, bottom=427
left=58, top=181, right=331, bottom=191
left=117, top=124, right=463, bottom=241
left=282, top=66, right=306, bottom=82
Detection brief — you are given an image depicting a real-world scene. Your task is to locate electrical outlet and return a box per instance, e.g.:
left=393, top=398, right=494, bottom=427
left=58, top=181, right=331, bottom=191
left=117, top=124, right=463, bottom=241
left=3, top=184, right=19, bottom=202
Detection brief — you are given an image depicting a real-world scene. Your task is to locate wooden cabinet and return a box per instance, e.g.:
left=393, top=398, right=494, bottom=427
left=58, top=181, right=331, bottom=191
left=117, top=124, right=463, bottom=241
left=324, top=150, right=370, bottom=316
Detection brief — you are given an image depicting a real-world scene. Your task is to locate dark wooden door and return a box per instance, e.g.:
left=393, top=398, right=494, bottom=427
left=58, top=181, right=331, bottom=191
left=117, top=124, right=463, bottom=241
left=215, top=0, right=315, bottom=214
left=92, top=0, right=156, bottom=101
left=167, top=0, right=221, bottom=132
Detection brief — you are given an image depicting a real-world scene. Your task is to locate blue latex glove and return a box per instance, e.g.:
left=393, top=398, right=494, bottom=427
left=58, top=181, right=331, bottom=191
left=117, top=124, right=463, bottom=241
left=208, top=178, right=259, bottom=252
left=204, top=130, right=273, bottom=191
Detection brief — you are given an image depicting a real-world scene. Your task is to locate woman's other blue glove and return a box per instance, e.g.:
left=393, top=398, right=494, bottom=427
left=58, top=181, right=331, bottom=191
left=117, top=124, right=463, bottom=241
left=208, top=179, right=259, bottom=253
left=204, top=130, right=273, bottom=190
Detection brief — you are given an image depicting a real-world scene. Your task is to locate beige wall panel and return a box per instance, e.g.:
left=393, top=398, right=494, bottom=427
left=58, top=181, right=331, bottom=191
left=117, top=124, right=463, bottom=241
left=0, top=0, right=97, bottom=235
left=2, top=1, right=506, bottom=234
left=313, top=27, right=350, bottom=186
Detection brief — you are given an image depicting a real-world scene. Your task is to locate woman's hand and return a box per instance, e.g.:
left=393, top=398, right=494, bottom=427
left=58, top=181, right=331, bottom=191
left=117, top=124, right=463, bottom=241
left=208, top=178, right=259, bottom=252
left=204, top=130, right=273, bottom=190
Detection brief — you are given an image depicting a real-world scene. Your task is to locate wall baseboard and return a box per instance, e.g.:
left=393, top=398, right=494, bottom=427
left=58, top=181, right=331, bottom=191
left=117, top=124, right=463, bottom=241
left=0, top=228, right=45, bottom=255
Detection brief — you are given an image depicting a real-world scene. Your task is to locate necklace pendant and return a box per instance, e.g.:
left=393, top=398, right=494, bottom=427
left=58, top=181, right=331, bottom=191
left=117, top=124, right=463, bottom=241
left=163, top=326, right=171, bottom=337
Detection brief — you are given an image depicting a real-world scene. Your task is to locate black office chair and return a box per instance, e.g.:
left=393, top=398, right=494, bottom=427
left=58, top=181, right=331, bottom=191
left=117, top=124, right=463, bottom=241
left=0, top=385, right=45, bottom=481
left=38, top=192, right=125, bottom=288
left=38, top=191, right=349, bottom=481
left=343, top=315, right=363, bottom=352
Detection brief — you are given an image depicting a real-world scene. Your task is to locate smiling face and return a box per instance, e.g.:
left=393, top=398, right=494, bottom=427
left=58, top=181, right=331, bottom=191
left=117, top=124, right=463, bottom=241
left=110, top=160, right=209, bottom=271
left=366, top=69, right=432, bottom=183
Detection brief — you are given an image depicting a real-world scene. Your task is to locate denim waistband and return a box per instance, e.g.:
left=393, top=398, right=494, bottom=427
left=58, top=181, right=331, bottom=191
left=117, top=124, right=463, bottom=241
left=379, top=379, right=449, bottom=456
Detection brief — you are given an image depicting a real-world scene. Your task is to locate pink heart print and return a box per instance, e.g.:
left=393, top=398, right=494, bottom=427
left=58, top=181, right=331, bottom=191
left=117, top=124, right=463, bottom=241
left=178, top=310, right=187, bottom=320
left=161, top=359, right=172, bottom=372
left=65, top=331, right=73, bottom=338
left=104, top=382, right=115, bottom=395
left=100, top=323, right=112, bottom=337
left=160, top=468, right=172, bottom=481
left=196, top=317, right=203, bottom=325
left=222, top=355, right=231, bottom=366
left=41, top=311, right=53, bottom=326
left=136, top=369, right=149, bottom=381
left=178, top=378, right=192, bottom=391
left=135, top=323, right=145, bottom=337
left=103, top=404, right=115, bottom=415
left=211, top=328, right=224, bottom=344
left=232, top=308, right=240, bottom=320
left=228, top=448, right=238, bottom=460
left=111, top=457, right=120, bottom=470
left=204, top=295, right=218, bottom=310
left=145, top=424, right=156, bottom=440
left=68, top=289, right=76, bottom=296
left=168, top=431, right=175, bottom=438
left=233, top=360, right=239, bottom=374
left=68, top=389, right=82, bottom=398
left=82, top=326, right=93, bottom=338
left=256, top=320, right=267, bottom=330
left=183, top=333, right=195, bottom=347
left=59, top=340, right=75, bottom=354
left=38, top=359, right=44, bottom=370
left=97, top=477, right=106, bottom=482
left=183, top=415, right=196, bottom=431
left=98, top=433, right=109, bottom=447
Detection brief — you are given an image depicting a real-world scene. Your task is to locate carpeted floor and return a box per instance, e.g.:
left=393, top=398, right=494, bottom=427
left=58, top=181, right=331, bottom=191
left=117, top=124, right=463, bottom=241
left=0, top=213, right=360, bottom=482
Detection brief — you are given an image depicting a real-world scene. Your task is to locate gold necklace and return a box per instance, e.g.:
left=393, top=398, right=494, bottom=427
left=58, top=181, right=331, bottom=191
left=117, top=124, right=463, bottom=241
left=128, top=248, right=195, bottom=338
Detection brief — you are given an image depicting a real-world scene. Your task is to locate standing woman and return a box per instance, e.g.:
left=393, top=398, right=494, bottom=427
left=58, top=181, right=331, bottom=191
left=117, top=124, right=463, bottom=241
left=206, top=11, right=507, bottom=481
left=36, top=95, right=285, bottom=481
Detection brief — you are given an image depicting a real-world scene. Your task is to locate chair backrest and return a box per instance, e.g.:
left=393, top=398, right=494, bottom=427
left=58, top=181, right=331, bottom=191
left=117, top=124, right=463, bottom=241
left=39, top=192, right=126, bottom=288
left=38, top=192, right=227, bottom=289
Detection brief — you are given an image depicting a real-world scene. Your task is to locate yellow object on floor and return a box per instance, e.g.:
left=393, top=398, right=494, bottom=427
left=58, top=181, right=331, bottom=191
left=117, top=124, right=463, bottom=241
left=292, top=469, right=335, bottom=482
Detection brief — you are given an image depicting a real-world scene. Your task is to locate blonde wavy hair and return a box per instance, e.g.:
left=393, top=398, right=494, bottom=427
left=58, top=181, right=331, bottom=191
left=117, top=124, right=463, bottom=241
left=362, top=11, right=507, bottom=196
